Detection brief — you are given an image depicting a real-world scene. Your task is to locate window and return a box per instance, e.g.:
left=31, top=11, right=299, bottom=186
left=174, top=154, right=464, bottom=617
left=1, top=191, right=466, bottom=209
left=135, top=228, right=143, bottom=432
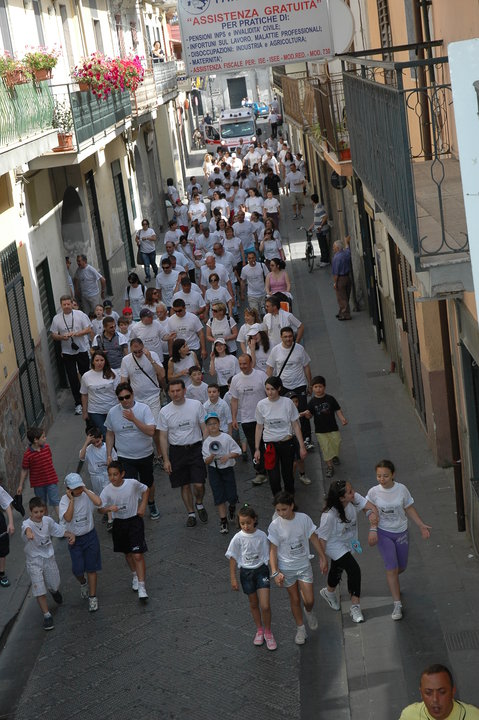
left=0, top=0, right=13, bottom=55
left=32, top=0, right=45, bottom=46
left=93, top=18, right=104, bottom=53
left=59, top=5, right=74, bottom=69
left=115, top=13, right=126, bottom=57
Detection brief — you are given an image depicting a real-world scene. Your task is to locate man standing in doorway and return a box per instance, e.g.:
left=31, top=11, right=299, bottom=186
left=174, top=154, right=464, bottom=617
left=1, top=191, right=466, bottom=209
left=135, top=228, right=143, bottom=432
left=332, top=235, right=352, bottom=321
left=50, top=295, right=92, bottom=415
left=74, top=254, right=106, bottom=315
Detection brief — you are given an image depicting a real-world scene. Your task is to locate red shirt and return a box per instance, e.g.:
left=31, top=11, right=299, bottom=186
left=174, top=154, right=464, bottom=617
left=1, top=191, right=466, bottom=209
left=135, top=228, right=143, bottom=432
left=22, top=444, right=58, bottom=487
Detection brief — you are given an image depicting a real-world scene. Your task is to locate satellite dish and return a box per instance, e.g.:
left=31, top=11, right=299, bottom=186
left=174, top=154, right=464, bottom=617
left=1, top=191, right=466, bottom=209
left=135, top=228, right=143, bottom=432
left=329, top=0, right=354, bottom=54
left=331, top=171, right=347, bottom=189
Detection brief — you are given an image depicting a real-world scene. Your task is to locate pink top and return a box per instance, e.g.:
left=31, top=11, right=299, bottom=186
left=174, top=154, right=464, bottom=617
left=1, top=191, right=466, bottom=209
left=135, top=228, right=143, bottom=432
left=267, top=271, right=289, bottom=294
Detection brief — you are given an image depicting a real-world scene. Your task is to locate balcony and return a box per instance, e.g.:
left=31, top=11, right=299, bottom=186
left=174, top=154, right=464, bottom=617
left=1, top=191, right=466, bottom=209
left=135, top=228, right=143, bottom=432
left=308, top=75, right=352, bottom=177
left=0, top=78, right=57, bottom=174
left=130, top=70, right=158, bottom=120
left=341, top=42, right=471, bottom=296
left=152, top=60, right=178, bottom=104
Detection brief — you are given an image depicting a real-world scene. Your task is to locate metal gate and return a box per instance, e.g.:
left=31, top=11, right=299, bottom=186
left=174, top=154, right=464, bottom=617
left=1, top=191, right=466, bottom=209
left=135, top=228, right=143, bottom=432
left=399, top=252, right=426, bottom=424
left=1, top=243, right=44, bottom=431
left=111, top=159, right=135, bottom=269
left=356, top=178, right=383, bottom=343
left=85, top=170, right=112, bottom=294
left=227, top=77, right=247, bottom=108
left=36, top=258, right=65, bottom=389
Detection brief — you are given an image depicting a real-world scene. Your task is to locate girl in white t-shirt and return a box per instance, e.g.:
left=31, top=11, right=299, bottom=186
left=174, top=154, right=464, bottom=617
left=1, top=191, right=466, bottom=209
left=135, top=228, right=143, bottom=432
left=268, top=491, right=327, bottom=645
left=366, top=459, right=431, bottom=621
left=226, top=505, right=277, bottom=651
left=316, top=480, right=378, bottom=624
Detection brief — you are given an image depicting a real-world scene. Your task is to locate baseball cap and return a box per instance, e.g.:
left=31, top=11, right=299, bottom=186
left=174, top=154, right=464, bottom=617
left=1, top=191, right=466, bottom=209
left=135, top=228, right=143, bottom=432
left=204, top=412, right=219, bottom=423
left=65, top=473, right=85, bottom=490
left=175, top=198, right=182, bottom=204
left=214, top=338, right=226, bottom=345
left=284, top=390, right=299, bottom=400
left=122, top=306, right=133, bottom=314
left=103, top=299, right=113, bottom=307
left=139, top=308, right=154, bottom=318
left=246, top=323, right=262, bottom=336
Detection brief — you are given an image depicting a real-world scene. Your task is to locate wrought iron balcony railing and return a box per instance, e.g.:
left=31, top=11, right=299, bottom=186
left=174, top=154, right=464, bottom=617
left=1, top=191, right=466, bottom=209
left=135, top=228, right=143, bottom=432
left=310, top=75, right=351, bottom=162
left=152, top=60, right=178, bottom=101
left=130, top=71, right=158, bottom=117
left=0, top=78, right=54, bottom=151
left=341, top=42, right=468, bottom=268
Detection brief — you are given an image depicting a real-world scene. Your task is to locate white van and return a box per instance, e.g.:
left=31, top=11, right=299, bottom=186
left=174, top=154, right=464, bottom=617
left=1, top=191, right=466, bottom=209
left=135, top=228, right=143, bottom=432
left=205, top=108, right=258, bottom=154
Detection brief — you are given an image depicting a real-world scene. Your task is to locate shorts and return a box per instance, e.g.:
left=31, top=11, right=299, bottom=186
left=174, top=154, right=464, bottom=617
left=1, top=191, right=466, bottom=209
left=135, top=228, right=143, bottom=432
left=240, top=563, right=270, bottom=595
left=26, top=555, right=60, bottom=597
left=207, top=466, right=238, bottom=506
left=117, top=454, right=154, bottom=488
left=281, top=563, right=313, bottom=588
left=169, top=443, right=206, bottom=488
left=148, top=395, right=162, bottom=424
left=290, top=191, right=304, bottom=207
left=316, top=431, right=341, bottom=462
left=377, top=528, right=409, bottom=571
left=0, top=512, right=9, bottom=557
left=33, top=483, right=60, bottom=507
left=68, top=528, right=102, bottom=575
left=112, top=515, right=148, bottom=555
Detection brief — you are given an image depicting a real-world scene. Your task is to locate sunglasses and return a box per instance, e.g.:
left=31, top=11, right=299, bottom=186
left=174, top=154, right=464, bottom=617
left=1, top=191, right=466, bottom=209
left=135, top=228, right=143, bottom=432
left=118, top=394, right=132, bottom=401
left=212, top=308, right=220, bottom=313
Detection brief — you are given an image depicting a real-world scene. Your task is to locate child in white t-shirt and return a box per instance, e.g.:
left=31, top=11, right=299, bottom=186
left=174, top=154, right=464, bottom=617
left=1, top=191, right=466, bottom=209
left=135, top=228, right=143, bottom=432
left=79, top=428, right=116, bottom=531
left=100, top=461, right=149, bottom=602
left=202, top=413, right=240, bottom=533
left=203, top=384, right=232, bottom=434
left=0, top=486, right=14, bottom=587
left=186, top=366, right=209, bottom=404
left=226, top=504, right=276, bottom=651
left=268, top=491, right=327, bottom=645
left=316, top=480, right=378, bottom=624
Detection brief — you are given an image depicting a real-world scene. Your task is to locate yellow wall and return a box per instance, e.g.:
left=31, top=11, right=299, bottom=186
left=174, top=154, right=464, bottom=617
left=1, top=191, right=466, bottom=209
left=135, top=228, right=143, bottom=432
left=415, top=298, right=444, bottom=372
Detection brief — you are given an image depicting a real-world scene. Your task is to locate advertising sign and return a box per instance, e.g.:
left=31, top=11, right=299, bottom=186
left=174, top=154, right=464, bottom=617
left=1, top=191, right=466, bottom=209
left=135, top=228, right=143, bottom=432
left=178, top=0, right=334, bottom=77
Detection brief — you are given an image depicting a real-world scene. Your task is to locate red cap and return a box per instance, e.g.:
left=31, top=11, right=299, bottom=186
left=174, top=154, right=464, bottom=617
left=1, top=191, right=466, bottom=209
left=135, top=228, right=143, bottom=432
left=122, top=306, right=133, bottom=314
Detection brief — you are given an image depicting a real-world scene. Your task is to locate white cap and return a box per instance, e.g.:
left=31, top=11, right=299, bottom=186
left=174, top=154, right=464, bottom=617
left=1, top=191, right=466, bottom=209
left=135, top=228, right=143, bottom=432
left=247, top=323, right=262, bottom=336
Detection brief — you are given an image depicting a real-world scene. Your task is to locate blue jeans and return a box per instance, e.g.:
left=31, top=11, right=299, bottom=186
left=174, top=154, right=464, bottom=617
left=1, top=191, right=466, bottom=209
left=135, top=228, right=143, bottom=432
left=141, top=251, right=158, bottom=279
left=88, top=412, right=108, bottom=439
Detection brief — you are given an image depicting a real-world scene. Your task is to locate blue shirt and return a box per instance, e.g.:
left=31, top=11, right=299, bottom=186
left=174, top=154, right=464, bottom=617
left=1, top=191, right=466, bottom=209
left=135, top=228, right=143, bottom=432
left=332, top=247, right=351, bottom=276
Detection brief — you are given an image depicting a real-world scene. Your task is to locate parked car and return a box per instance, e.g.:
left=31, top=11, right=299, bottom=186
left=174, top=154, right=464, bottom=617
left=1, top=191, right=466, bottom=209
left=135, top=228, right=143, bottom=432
left=244, top=101, right=270, bottom=118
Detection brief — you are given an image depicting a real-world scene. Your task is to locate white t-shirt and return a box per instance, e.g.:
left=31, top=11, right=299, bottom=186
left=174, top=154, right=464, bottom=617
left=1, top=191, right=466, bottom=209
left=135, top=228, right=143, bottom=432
left=157, top=398, right=204, bottom=445
left=186, top=382, right=209, bottom=404
left=100, top=478, right=147, bottom=520
left=203, top=398, right=232, bottom=433
left=237, top=322, right=265, bottom=347
left=229, top=368, right=267, bottom=423
left=247, top=343, right=269, bottom=373
left=263, top=310, right=302, bottom=348
left=137, top=227, right=156, bottom=254
left=170, top=353, right=196, bottom=387
left=233, top=189, right=248, bottom=211
left=255, top=396, right=299, bottom=442
left=161, top=251, right=188, bottom=271
left=164, top=228, right=182, bottom=247
left=285, top=170, right=306, bottom=192
left=80, top=370, right=120, bottom=414
left=173, top=290, right=205, bottom=315
left=267, top=512, right=317, bottom=570
left=120, top=352, right=161, bottom=406
left=266, top=343, right=311, bottom=390
left=223, top=237, right=243, bottom=265
left=22, top=516, right=65, bottom=559
left=225, top=528, right=269, bottom=569
left=130, top=320, right=168, bottom=360
left=233, top=220, right=255, bottom=247
left=167, top=311, right=203, bottom=351
left=202, top=432, right=241, bottom=469
left=261, top=238, right=283, bottom=261
left=207, top=316, right=237, bottom=354
left=245, top=195, right=264, bottom=215
left=200, top=263, right=230, bottom=290
left=50, top=309, right=91, bottom=355
left=213, top=354, right=240, bottom=387
left=155, top=270, right=180, bottom=308
left=75, top=264, right=102, bottom=297
left=205, top=287, right=233, bottom=317
left=214, top=250, right=236, bottom=283
left=241, top=263, right=267, bottom=298
left=83, top=442, right=115, bottom=491
left=366, top=482, right=414, bottom=533
left=124, top=284, right=146, bottom=321
left=105, top=401, right=155, bottom=459
left=189, top=200, right=208, bottom=222
left=263, top=197, right=281, bottom=214
left=59, top=492, right=96, bottom=536
left=316, top=493, right=368, bottom=560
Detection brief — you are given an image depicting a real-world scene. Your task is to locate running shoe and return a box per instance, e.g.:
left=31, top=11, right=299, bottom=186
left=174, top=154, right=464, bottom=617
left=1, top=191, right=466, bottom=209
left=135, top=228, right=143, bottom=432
left=74, top=404, right=82, bottom=415
left=80, top=582, right=89, bottom=600
left=0, top=575, right=10, bottom=587
left=350, top=605, right=364, bottom=623
left=88, top=596, right=99, bottom=612
left=43, top=616, right=54, bottom=631
left=149, top=503, right=161, bottom=520
left=106, top=521, right=113, bottom=533
left=195, top=505, right=208, bottom=523
left=186, top=515, right=197, bottom=527
left=138, top=585, right=148, bottom=602
left=320, top=587, right=340, bottom=611
left=131, top=574, right=139, bottom=592
left=253, top=628, right=264, bottom=646
left=304, top=609, right=318, bottom=630
left=294, top=625, right=307, bottom=645
left=299, top=474, right=312, bottom=485
left=220, top=520, right=229, bottom=534
left=392, top=602, right=403, bottom=621
left=264, top=630, right=277, bottom=651
left=325, top=466, right=334, bottom=478
left=252, top=474, right=268, bottom=485
left=304, top=438, right=315, bottom=451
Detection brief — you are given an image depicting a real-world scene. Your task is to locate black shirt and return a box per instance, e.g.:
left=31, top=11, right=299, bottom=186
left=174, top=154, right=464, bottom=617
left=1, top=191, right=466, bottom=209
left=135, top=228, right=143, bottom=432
left=263, top=174, right=281, bottom=196
left=307, top=394, right=340, bottom=433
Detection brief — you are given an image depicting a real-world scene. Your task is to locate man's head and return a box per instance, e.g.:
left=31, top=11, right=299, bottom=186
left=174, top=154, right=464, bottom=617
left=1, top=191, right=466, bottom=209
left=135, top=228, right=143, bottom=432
left=289, top=163, right=296, bottom=173
left=60, top=295, right=73, bottom=313
left=238, top=354, right=253, bottom=374
left=247, top=251, right=257, bottom=266
left=333, top=240, right=344, bottom=255
left=172, top=299, right=186, bottom=317
left=207, top=383, right=219, bottom=402
left=168, top=379, right=186, bottom=403
left=102, top=316, right=116, bottom=333
left=280, top=327, right=295, bottom=347
left=168, top=219, right=177, bottom=229
left=213, top=243, right=223, bottom=256
left=165, top=241, right=175, bottom=255
left=205, top=255, right=216, bottom=270
left=76, top=254, right=87, bottom=268
left=161, top=257, right=172, bottom=274
left=265, top=296, right=280, bottom=315
left=116, top=381, right=135, bottom=409
left=419, top=665, right=456, bottom=720
left=139, top=308, right=154, bottom=324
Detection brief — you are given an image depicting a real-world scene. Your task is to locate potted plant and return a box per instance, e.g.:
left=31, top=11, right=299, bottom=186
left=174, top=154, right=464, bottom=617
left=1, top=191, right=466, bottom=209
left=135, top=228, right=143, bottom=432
left=0, top=52, right=29, bottom=88
left=115, top=55, right=145, bottom=93
left=52, top=99, right=74, bottom=151
left=71, top=52, right=115, bottom=100
left=23, top=46, right=60, bottom=81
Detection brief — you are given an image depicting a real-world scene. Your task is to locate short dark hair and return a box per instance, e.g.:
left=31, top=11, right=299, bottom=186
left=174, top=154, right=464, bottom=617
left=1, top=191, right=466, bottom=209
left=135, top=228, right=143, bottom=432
left=27, top=427, right=44, bottom=444
left=168, top=379, right=185, bottom=390
left=107, top=460, right=125, bottom=473
left=311, top=375, right=326, bottom=386
left=273, top=491, right=294, bottom=507
left=102, top=316, right=115, bottom=326
left=280, top=326, right=294, bottom=336
left=172, top=298, right=185, bottom=309
left=421, top=665, right=454, bottom=687
left=29, top=496, right=46, bottom=511
left=115, top=382, right=133, bottom=397
left=188, top=365, right=202, bottom=375
left=265, top=376, right=283, bottom=391
left=208, top=382, right=219, bottom=390
left=86, top=426, right=103, bottom=439
left=266, top=296, right=280, bottom=310
left=375, top=459, right=395, bottom=474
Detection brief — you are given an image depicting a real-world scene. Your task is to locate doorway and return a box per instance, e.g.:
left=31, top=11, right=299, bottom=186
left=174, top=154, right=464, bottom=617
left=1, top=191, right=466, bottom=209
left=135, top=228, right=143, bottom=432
left=84, top=171, right=112, bottom=294
left=36, top=258, right=66, bottom=389
left=227, top=77, right=247, bottom=108
left=111, top=159, right=135, bottom=269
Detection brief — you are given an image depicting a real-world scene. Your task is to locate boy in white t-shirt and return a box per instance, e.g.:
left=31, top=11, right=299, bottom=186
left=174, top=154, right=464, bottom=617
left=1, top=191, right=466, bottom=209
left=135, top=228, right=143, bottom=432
left=186, top=366, right=209, bottom=404
left=100, top=461, right=149, bottom=602
left=203, top=383, right=232, bottom=434
left=202, top=413, right=240, bottom=534
left=59, top=473, right=102, bottom=613
left=0, top=485, right=14, bottom=587
left=79, top=428, right=116, bottom=531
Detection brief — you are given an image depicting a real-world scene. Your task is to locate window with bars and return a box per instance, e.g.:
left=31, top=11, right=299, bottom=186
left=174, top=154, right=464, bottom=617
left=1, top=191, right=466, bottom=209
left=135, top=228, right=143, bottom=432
left=377, top=0, right=393, bottom=58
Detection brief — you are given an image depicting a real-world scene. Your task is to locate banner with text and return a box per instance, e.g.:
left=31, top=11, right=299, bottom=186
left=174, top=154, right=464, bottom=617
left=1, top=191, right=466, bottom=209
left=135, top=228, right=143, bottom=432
left=178, top=0, right=334, bottom=77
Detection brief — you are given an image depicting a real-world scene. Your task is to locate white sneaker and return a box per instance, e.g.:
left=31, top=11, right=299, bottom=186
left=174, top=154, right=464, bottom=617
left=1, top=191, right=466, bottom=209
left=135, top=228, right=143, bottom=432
left=131, top=574, right=139, bottom=592
left=80, top=582, right=89, bottom=600
left=74, top=404, right=82, bottom=415
left=294, top=625, right=307, bottom=645
left=350, top=605, right=364, bottom=623
left=319, top=261, right=330, bottom=268
left=392, top=602, right=403, bottom=621
left=299, top=474, right=312, bottom=485
left=138, top=585, right=148, bottom=601
left=304, top=609, right=318, bottom=630
left=252, top=474, right=268, bottom=485
left=88, top=596, right=99, bottom=612
left=320, top=586, right=340, bottom=611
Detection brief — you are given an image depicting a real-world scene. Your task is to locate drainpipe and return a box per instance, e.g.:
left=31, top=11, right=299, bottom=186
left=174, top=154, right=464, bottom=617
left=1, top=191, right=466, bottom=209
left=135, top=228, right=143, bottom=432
left=411, top=0, right=432, bottom=159
left=74, top=0, right=88, bottom=56
left=439, top=298, right=466, bottom=531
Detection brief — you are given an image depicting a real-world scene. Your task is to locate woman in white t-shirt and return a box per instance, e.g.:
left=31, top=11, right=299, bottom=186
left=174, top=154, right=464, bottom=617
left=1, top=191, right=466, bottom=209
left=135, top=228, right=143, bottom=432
left=209, top=339, right=240, bottom=396
left=124, top=273, right=146, bottom=321
left=135, top=219, right=158, bottom=282
left=260, top=229, right=284, bottom=267
left=245, top=188, right=264, bottom=217
left=205, top=274, right=234, bottom=319
left=263, top=189, right=281, bottom=229
left=268, top=491, right=327, bottom=646
left=237, top=308, right=262, bottom=353
left=206, top=302, right=238, bottom=354
left=366, top=460, right=431, bottom=621
left=80, top=351, right=119, bottom=437
left=246, top=328, right=270, bottom=373
left=316, top=480, right=378, bottom=624
left=254, top=377, right=306, bottom=496
left=168, top=339, right=196, bottom=388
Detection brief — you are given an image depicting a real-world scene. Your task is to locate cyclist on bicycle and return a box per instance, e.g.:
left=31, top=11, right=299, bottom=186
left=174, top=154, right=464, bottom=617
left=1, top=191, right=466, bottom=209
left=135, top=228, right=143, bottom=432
left=310, top=194, right=330, bottom=267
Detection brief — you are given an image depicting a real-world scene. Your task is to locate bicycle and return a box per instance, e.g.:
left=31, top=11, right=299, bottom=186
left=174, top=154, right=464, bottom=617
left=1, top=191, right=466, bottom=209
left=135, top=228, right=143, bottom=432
left=299, top=227, right=315, bottom=272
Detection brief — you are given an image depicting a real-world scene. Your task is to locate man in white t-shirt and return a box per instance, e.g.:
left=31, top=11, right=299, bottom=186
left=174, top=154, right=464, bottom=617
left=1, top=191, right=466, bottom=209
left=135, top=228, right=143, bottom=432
left=263, top=296, right=304, bottom=347
left=240, top=252, right=268, bottom=315
left=168, top=299, right=207, bottom=365
left=129, top=309, right=170, bottom=361
left=74, top=255, right=106, bottom=315
left=135, top=219, right=158, bottom=282
left=266, top=327, right=313, bottom=449
left=233, top=211, right=256, bottom=249
left=155, top=257, right=179, bottom=310
left=285, top=163, right=306, bottom=219
left=50, top=295, right=92, bottom=414
left=161, top=241, right=189, bottom=272
left=244, top=145, right=261, bottom=168
left=158, top=379, right=207, bottom=527
left=172, top=277, right=206, bottom=317
left=199, top=255, right=233, bottom=297
left=229, top=354, right=267, bottom=484
left=105, top=383, right=159, bottom=519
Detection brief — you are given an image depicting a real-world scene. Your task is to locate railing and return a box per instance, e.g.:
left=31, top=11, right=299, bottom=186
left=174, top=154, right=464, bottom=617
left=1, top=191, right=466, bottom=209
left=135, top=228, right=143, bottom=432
left=130, top=71, right=158, bottom=117
left=341, top=42, right=468, bottom=265
left=272, top=66, right=286, bottom=92
left=67, top=86, right=131, bottom=148
left=310, top=75, right=351, bottom=161
left=152, top=60, right=178, bottom=99
left=0, top=78, right=54, bottom=150
left=282, top=74, right=308, bottom=126
left=175, top=59, right=186, bottom=75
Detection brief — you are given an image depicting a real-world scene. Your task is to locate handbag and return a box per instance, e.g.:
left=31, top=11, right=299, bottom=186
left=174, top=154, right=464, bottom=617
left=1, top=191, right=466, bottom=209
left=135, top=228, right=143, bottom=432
left=264, top=443, right=276, bottom=470
left=136, top=246, right=143, bottom=264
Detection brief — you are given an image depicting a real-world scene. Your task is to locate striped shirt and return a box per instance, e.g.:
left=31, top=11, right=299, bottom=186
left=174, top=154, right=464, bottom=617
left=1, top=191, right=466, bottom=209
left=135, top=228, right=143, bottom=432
left=22, top=444, right=58, bottom=488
